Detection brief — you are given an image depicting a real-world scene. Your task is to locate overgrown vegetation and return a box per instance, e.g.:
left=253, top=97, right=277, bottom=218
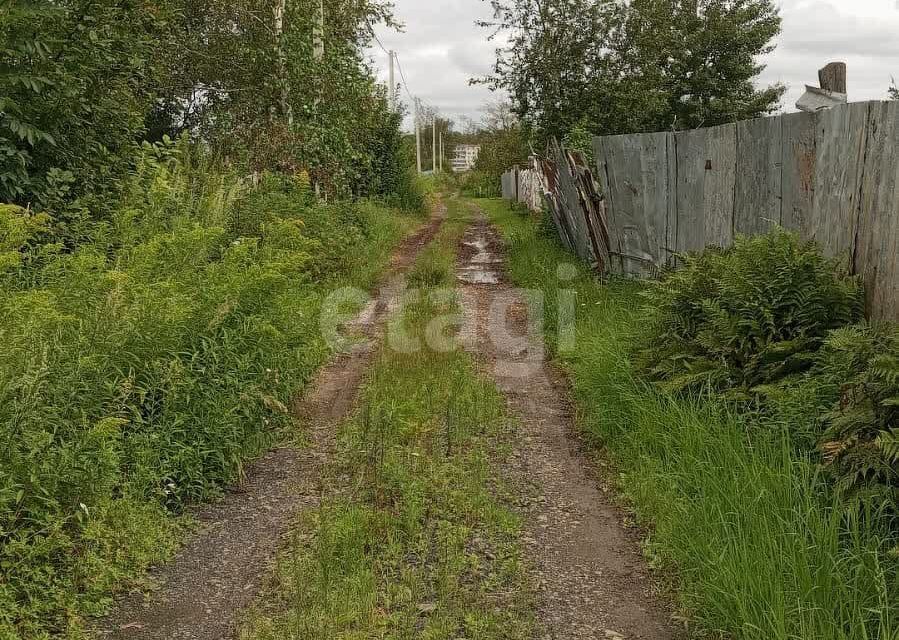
left=639, top=230, right=864, bottom=398
left=480, top=197, right=899, bottom=639
left=1, top=0, right=410, bottom=212
left=242, top=200, right=536, bottom=639
left=817, top=327, right=899, bottom=511
left=1, top=0, right=429, bottom=634
left=0, top=142, right=423, bottom=639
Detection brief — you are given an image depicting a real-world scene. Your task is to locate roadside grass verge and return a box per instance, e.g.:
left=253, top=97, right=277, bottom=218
left=241, top=198, right=536, bottom=640
left=476, top=197, right=899, bottom=640
left=0, top=158, right=425, bottom=638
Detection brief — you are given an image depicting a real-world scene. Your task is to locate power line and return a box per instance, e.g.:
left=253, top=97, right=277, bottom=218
left=367, top=23, right=421, bottom=113
left=393, top=51, right=416, bottom=103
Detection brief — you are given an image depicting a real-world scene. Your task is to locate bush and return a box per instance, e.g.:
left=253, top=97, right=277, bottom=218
left=454, top=170, right=501, bottom=199
left=816, top=326, right=899, bottom=514
left=640, top=229, right=864, bottom=399
left=388, top=168, right=430, bottom=214
left=0, top=145, right=413, bottom=638
left=482, top=200, right=899, bottom=638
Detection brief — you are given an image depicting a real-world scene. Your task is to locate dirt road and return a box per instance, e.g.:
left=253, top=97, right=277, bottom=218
left=93, top=197, right=677, bottom=639
left=456, top=207, right=678, bottom=639
left=92, top=205, right=445, bottom=640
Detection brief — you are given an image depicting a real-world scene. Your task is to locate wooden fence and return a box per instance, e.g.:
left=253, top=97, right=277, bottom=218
left=503, top=100, right=899, bottom=322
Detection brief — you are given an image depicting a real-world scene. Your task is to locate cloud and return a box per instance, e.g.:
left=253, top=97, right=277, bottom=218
left=759, top=0, right=899, bottom=109
left=371, top=0, right=899, bottom=128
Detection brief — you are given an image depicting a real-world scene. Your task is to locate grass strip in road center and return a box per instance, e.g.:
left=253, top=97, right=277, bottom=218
left=241, top=196, right=536, bottom=640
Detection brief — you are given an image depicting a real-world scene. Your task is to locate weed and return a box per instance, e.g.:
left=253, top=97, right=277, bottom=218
left=0, top=148, right=421, bottom=638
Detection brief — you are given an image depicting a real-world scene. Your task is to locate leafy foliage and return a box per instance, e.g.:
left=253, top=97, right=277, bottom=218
left=480, top=0, right=785, bottom=145
left=483, top=197, right=899, bottom=638
left=639, top=229, right=864, bottom=398
left=2, top=0, right=408, bottom=210
left=472, top=101, right=528, bottom=168
left=0, top=0, right=165, bottom=208
left=0, top=145, right=417, bottom=638
left=817, top=327, right=899, bottom=514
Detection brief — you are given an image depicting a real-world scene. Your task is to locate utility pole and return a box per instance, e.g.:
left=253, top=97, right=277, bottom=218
left=432, top=115, right=437, bottom=173
left=313, top=0, right=324, bottom=198
left=388, top=50, right=396, bottom=113
left=415, top=99, right=422, bottom=174
left=439, top=132, right=443, bottom=172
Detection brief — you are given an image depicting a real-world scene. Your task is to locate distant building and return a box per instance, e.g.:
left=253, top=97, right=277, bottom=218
left=452, top=144, right=480, bottom=173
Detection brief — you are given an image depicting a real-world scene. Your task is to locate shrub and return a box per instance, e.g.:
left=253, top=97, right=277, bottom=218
left=817, top=326, right=899, bottom=515
left=455, top=170, right=501, bottom=199
left=639, top=229, right=864, bottom=399
left=387, top=168, right=430, bottom=214
left=0, top=145, right=413, bottom=638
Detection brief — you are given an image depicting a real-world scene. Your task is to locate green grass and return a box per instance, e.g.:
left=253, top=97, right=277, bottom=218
left=476, top=197, right=899, bottom=640
left=241, top=198, right=536, bottom=640
left=0, top=157, right=424, bottom=639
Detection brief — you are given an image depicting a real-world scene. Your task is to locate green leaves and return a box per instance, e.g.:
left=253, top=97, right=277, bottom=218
left=817, top=329, right=899, bottom=512
left=0, top=146, right=413, bottom=637
left=639, top=228, right=864, bottom=397
left=1, top=0, right=167, bottom=207
left=482, top=0, right=785, bottom=144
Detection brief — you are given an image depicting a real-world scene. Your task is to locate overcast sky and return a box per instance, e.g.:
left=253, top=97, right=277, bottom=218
left=368, top=0, right=899, bottom=131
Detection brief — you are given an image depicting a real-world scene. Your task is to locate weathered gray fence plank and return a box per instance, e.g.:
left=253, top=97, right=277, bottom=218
left=811, top=101, right=869, bottom=258
left=533, top=99, right=899, bottom=320
left=595, top=132, right=671, bottom=275
left=780, top=112, right=816, bottom=232
left=735, top=116, right=783, bottom=235
left=674, top=124, right=736, bottom=253
left=550, top=141, right=594, bottom=263
left=856, top=100, right=899, bottom=321
left=666, top=134, right=678, bottom=263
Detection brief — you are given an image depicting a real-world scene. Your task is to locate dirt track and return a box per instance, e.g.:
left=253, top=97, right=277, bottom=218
left=456, top=207, right=678, bottom=639
left=92, top=205, right=445, bottom=640
left=93, top=198, right=677, bottom=639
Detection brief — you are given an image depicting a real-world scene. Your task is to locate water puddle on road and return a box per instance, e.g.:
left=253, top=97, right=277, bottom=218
left=458, top=228, right=502, bottom=285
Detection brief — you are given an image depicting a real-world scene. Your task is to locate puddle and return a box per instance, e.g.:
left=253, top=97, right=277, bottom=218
left=457, top=266, right=500, bottom=285
left=458, top=227, right=502, bottom=285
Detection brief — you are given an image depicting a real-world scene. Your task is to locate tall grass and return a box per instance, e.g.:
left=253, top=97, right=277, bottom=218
left=478, top=197, right=899, bottom=639
left=0, top=146, right=424, bottom=639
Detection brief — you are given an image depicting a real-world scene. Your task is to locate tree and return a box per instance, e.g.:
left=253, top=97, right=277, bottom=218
left=474, top=100, right=529, bottom=180
left=2, top=0, right=407, bottom=208
left=480, top=0, right=785, bottom=146
left=1, top=0, right=166, bottom=209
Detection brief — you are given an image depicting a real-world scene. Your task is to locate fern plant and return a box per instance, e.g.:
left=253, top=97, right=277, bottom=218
left=818, top=326, right=899, bottom=514
left=639, top=229, right=864, bottom=399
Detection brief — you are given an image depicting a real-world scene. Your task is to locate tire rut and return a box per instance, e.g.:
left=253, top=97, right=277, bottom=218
left=91, top=204, right=446, bottom=640
left=456, top=208, right=680, bottom=640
